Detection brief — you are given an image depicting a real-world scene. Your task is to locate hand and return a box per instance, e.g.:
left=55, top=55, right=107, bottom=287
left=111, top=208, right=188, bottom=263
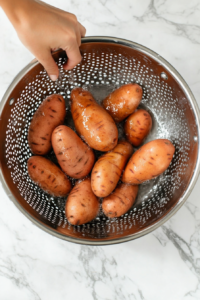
left=0, top=0, right=86, bottom=81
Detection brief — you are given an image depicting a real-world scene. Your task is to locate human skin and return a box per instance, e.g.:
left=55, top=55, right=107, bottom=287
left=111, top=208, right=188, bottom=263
left=0, top=0, right=86, bottom=80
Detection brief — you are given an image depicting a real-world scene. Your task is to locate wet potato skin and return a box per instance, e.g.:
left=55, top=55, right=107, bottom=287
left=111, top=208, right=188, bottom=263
left=65, top=178, right=100, bottom=226
left=27, top=156, right=72, bottom=197
left=27, top=86, right=175, bottom=224
left=102, top=83, right=143, bottom=122
left=124, top=109, right=152, bottom=147
left=71, top=88, right=118, bottom=152
left=28, top=94, right=66, bottom=155
left=122, top=139, right=175, bottom=184
left=102, top=184, right=138, bottom=218
left=91, top=141, right=133, bottom=197
left=52, top=125, right=95, bottom=179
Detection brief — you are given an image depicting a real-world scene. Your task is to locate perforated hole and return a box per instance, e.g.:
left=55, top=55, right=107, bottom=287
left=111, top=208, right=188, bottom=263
left=160, top=72, right=168, bottom=80
left=9, top=98, right=15, bottom=105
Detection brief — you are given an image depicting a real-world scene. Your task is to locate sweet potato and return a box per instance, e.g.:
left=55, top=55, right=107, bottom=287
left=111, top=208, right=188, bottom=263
left=65, top=178, right=99, bottom=225
left=102, top=83, right=143, bottom=122
left=102, top=184, right=138, bottom=218
left=27, top=156, right=71, bottom=197
left=52, top=125, right=95, bottom=179
left=124, top=109, right=152, bottom=146
left=71, top=88, right=118, bottom=151
left=28, top=94, right=66, bottom=155
left=122, top=139, right=175, bottom=184
left=91, top=141, right=133, bottom=197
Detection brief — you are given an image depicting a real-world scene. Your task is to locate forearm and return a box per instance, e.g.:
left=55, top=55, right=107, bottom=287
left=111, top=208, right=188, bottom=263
left=0, top=0, right=33, bottom=28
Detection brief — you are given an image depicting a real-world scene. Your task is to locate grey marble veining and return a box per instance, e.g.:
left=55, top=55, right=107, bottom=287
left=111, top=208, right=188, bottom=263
left=1, top=0, right=200, bottom=299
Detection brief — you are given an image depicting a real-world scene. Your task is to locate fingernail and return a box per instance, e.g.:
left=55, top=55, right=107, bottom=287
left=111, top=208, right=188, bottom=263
left=50, top=75, right=58, bottom=81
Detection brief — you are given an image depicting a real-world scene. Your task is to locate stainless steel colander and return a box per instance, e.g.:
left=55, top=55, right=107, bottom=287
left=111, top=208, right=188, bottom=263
left=0, top=37, right=200, bottom=245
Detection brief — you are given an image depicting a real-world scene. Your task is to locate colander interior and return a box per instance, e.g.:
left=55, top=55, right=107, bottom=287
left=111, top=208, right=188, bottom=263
left=0, top=38, right=199, bottom=245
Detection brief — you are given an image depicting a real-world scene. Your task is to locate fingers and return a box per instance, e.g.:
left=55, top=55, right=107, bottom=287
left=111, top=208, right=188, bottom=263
left=63, top=41, right=82, bottom=70
left=37, top=19, right=86, bottom=74
left=37, top=50, right=59, bottom=81
left=75, top=22, right=86, bottom=46
left=78, top=22, right=86, bottom=37
left=37, top=22, right=86, bottom=76
left=76, top=27, right=81, bottom=47
left=63, top=22, right=86, bottom=70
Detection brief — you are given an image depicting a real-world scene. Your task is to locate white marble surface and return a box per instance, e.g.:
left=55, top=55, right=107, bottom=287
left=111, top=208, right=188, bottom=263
left=1, top=0, right=200, bottom=299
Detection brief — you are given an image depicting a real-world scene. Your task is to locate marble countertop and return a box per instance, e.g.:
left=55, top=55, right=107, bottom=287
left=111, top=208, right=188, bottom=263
left=1, top=0, right=200, bottom=299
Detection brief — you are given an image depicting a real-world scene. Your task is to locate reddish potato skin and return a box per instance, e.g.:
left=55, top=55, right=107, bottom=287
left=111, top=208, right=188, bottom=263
left=71, top=88, right=118, bottom=151
left=124, top=109, right=152, bottom=147
left=66, top=178, right=100, bottom=226
left=91, top=141, right=133, bottom=197
left=28, top=94, right=66, bottom=155
left=27, top=156, right=71, bottom=197
left=122, top=139, right=175, bottom=184
left=102, top=184, right=138, bottom=218
left=102, top=83, right=143, bottom=122
left=52, top=125, right=95, bottom=179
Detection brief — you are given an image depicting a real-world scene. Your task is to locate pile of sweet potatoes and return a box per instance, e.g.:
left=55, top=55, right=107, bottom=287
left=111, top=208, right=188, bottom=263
left=27, top=84, right=175, bottom=226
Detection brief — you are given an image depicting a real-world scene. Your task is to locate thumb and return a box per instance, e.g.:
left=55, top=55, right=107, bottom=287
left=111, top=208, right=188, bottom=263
left=37, top=50, right=59, bottom=81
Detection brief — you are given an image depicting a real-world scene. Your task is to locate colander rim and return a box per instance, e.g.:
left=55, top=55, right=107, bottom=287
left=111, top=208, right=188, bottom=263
left=0, top=36, right=200, bottom=245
